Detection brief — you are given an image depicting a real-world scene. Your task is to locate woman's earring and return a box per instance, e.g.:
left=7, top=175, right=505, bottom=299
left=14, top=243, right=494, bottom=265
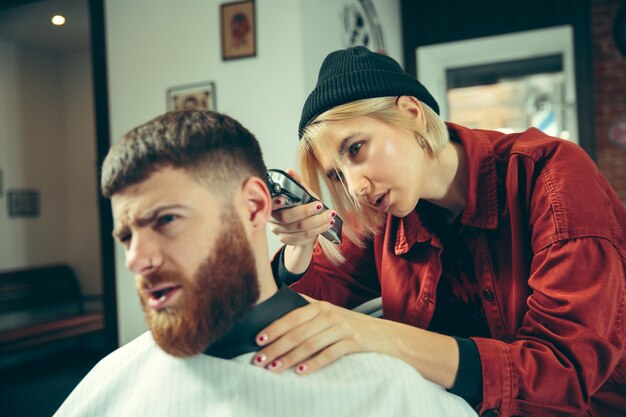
left=418, top=137, right=426, bottom=149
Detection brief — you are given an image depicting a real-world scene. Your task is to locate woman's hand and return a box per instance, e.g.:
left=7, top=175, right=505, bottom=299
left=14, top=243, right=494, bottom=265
left=268, top=169, right=336, bottom=247
left=268, top=169, right=336, bottom=273
left=251, top=300, right=460, bottom=388
left=251, top=300, right=398, bottom=374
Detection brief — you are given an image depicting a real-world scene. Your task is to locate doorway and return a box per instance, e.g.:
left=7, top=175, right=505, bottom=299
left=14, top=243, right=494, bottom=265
left=0, top=0, right=116, bottom=414
left=417, top=26, right=579, bottom=144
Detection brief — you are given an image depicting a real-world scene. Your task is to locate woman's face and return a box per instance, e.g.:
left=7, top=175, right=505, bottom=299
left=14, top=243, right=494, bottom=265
left=314, top=115, right=429, bottom=218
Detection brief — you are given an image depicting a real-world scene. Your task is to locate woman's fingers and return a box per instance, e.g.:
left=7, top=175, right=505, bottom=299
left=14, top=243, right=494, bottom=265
left=270, top=200, right=325, bottom=224
left=268, top=169, right=336, bottom=247
left=271, top=195, right=286, bottom=210
left=269, top=203, right=336, bottom=246
left=285, top=168, right=301, bottom=181
left=266, top=325, right=355, bottom=374
left=252, top=302, right=378, bottom=374
left=294, top=338, right=357, bottom=375
left=255, top=302, right=326, bottom=347
left=254, top=312, right=335, bottom=373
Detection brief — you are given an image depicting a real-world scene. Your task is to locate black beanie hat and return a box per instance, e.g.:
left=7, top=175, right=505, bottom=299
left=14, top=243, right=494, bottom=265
left=298, top=46, right=439, bottom=138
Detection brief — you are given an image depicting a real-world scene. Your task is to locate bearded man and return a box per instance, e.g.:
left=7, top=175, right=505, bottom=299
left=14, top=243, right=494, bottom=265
left=54, top=110, right=477, bottom=417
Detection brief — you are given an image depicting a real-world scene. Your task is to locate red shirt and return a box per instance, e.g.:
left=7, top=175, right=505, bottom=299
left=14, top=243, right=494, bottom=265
left=289, top=123, right=626, bottom=417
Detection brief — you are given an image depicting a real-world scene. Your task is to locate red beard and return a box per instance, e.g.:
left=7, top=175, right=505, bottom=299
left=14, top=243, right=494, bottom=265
left=137, top=210, right=259, bottom=357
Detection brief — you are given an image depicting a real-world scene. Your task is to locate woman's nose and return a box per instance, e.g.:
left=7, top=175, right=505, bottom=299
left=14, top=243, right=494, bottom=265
left=344, top=170, right=370, bottom=198
left=125, top=232, right=161, bottom=275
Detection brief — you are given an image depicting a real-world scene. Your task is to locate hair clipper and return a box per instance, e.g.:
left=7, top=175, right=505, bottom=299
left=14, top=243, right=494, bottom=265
left=266, top=169, right=342, bottom=245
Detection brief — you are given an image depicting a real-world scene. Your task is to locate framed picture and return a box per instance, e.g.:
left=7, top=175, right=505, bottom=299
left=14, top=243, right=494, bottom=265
left=220, top=0, right=256, bottom=60
left=166, top=81, right=217, bottom=112
left=8, top=189, right=39, bottom=218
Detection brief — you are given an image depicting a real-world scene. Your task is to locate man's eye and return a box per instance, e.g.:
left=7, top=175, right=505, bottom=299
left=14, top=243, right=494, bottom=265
left=156, top=214, right=177, bottom=226
left=120, top=234, right=131, bottom=244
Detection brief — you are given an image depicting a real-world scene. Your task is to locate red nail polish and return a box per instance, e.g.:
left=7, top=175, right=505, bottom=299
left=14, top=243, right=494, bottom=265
left=269, top=360, right=282, bottom=370
left=257, top=334, right=268, bottom=344
left=330, top=220, right=335, bottom=226
left=297, top=364, right=308, bottom=373
left=255, top=355, right=265, bottom=364
left=330, top=211, right=336, bottom=218
left=274, top=198, right=282, bottom=205
left=316, top=204, right=323, bottom=210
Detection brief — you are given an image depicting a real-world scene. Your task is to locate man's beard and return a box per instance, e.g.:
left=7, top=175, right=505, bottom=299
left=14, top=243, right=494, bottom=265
left=137, top=210, right=260, bottom=357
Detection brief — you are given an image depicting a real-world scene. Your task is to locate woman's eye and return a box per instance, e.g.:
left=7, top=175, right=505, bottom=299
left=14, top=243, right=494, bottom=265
left=327, top=170, right=345, bottom=183
left=120, top=234, right=132, bottom=244
left=348, top=142, right=362, bottom=157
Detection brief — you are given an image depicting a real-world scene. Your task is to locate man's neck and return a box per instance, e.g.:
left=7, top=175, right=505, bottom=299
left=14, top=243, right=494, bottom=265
left=255, top=263, right=279, bottom=304
left=204, top=284, right=308, bottom=359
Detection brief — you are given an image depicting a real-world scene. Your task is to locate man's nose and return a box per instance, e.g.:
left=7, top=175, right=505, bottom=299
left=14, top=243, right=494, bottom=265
left=125, top=232, right=162, bottom=275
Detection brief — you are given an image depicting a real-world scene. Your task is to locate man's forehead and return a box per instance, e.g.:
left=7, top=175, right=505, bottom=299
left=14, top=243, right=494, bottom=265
left=110, top=168, right=219, bottom=223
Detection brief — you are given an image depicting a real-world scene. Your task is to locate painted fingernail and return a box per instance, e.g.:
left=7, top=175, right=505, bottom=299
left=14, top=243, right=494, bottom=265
left=330, top=220, right=335, bottom=226
left=253, top=353, right=267, bottom=366
left=269, top=360, right=282, bottom=371
left=330, top=211, right=336, bottom=218
left=316, top=204, right=323, bottom=210
left=296, top=364, right=308, bottom=374
left=274, top=198, right=282, bottom=205
left=257, top=334, right=268, bottom=344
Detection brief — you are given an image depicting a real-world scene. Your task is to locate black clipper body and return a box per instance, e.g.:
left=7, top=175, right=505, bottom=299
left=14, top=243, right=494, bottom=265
left=266, top=169, right=343, bottom=245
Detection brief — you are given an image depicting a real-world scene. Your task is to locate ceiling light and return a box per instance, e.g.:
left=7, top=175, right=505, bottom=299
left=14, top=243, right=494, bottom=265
left=51, top=15, right=66, bottom=26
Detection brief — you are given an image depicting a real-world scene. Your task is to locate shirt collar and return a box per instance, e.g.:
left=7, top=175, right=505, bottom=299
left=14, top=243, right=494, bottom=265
left=447, top=123, right=499, bottom=230
left=393, top=123, right=499, bottom=255
left=204, top=284, right=309, bottom=359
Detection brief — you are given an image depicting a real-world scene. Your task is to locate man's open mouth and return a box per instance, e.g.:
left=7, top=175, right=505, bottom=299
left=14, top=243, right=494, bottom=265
left=147, top=284, right=182, bottom=309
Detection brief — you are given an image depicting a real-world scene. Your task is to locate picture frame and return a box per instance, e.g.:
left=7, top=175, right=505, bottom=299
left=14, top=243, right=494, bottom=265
left=166, top=81, right=217, bottom=112
left=220, top=0, right=256, bottom=60
left=8, top=189, right=39, bottom=218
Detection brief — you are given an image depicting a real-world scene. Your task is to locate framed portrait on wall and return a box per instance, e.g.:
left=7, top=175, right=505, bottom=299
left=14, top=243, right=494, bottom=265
left=220, top=0, right=256, bottom=60
left=8, top=189, right=39, bottom=218
left=166, top=81, right=217, bottom=112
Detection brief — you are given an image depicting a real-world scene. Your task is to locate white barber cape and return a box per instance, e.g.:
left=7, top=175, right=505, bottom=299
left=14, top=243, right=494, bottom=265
left=55, top=331, right=477, bottom=417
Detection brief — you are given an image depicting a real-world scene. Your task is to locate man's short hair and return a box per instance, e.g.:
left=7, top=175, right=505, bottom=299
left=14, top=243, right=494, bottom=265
left=101, top=110, right=267, bottom=199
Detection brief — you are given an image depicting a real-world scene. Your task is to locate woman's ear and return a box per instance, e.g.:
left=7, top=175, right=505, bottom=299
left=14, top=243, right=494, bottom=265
left=396, top=96, right=426, bottom=127
left=240, top=176, right=272, bottom=231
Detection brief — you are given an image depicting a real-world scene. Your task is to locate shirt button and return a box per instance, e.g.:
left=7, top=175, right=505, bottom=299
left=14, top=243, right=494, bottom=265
left=482, top=288, right=495, bottom=301
left=481, top=410, right=500, bottom=417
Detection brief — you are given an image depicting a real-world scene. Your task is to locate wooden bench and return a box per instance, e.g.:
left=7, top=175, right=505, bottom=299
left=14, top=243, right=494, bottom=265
left=0, top=264, right=104, bottom=355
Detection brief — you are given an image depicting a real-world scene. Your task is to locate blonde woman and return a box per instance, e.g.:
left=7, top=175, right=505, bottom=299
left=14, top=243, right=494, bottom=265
left=255, top=47, right=626, bottom=417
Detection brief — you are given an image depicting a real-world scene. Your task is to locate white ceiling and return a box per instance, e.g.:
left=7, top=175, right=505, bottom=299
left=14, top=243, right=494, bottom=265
left=0, top=0, right=90, bottom=52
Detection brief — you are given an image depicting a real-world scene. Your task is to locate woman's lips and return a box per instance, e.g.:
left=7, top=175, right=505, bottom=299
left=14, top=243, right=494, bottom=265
left=369, top=191, right=390, bottom=212
left=146, top=283, right=182, bottom=310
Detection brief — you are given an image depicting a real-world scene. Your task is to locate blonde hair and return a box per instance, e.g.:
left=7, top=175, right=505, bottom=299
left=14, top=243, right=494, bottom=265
left=298, top=96, right=449, bottom=264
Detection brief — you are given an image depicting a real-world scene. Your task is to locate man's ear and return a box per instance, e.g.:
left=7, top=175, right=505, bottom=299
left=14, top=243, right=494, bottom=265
left=240, top=176, right=272, bottom=231
left=396, top=96, right=426, bottom=127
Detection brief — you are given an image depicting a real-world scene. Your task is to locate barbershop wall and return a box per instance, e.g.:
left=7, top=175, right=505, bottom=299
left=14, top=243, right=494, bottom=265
left=0, top=40, right=102, bottom=295
left=592, top=0, right=626, bottom=202
left=105, top=0, right=402, bottom=344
